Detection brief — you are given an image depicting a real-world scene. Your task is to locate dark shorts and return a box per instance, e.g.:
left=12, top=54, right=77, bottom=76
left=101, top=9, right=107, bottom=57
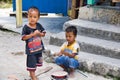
left=27, top=53, right=42, bottom=71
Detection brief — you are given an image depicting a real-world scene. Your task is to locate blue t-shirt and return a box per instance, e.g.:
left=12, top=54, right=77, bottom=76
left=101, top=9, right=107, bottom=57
left=22, top=23, right=45, bottom=55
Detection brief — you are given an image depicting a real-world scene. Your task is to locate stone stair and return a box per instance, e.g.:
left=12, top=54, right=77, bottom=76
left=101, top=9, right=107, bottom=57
left=48, top=19, right=120, bottom=77
left=63, top=19, right=120, bottom=42
left=78, top=6, right=120, bottom=26
left=50, top=32, right=120, bottom=59
left=46, top=45, right=120, bottom=77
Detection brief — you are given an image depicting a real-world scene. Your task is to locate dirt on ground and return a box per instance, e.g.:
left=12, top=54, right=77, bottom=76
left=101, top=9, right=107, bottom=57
left=0, top=29, right=60, bottom=80
left=0, top=30, right=27, bottom=79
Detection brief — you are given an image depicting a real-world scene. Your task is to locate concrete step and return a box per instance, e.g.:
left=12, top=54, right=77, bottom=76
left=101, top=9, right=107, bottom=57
left=78, top=6, right=120, bottom=25
left=63, top=19, right=120, bottom=42
left=45, top=45, right=120, bottom=77
left=49, top=32, right=120, bottom=59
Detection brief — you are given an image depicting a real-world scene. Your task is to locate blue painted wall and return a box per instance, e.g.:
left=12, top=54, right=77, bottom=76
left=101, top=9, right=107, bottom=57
left=13, top=0, right=68, bottom=16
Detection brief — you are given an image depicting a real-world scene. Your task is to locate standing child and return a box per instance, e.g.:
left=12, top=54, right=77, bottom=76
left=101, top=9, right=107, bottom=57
left=54, top=26, right=80, bottom=78
left=21, top=6, right=46, bottom=80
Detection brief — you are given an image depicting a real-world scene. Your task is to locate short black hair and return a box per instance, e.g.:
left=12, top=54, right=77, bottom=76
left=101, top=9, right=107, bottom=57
left=28, top=6, right=40, bottom=16
left=65, top=26, right=77, bottom=36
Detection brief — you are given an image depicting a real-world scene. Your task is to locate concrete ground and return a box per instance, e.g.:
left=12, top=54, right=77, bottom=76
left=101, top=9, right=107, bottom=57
left=0, top=8, right=113, bottom=80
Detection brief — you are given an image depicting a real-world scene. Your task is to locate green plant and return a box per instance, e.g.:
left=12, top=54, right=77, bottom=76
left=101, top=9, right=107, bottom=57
left=0, top=0, right=12, bottom=3
left=113, top=77, right=120, bottom=80
left=0, top=1, right=12, bottom=8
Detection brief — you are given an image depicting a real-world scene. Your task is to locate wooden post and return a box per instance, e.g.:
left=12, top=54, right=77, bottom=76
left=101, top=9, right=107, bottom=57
left=71, top=0, right=81, bottom=19
left=112, top=0, right=120, bottom=2
left=71, top=0, right=77, bottom=19
left=16, top=0, right=22, bottom=28
left=80, top=0, right=84, bottom=7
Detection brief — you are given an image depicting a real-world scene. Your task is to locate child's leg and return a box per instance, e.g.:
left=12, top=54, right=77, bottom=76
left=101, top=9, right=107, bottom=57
left=27, top=55, right=38, bottom=80
left=55, top=56, right=68, bottom=71
left=60, top=64, right=67, bottom=71
left=69, top=58, right=79, bottom=77
left=69, top=68, right=75, bottom=77
left=29, top=71, right=37, bottom=80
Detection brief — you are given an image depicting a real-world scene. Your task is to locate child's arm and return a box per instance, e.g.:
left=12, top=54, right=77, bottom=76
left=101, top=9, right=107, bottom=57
left=22, top=30, right=46, bottom=41
left=53, top=51, right=63, bottom=56
left=22, top=30, right=40, bottom=40
left=62, top=51, right=76, bottom=58
left=22, top=33, right=34, bottom=41
left=36, top=30, right=46, bottom=37
left=53, top=49, right=77, bottom=58
left=37, top=23, right=46, bottom=37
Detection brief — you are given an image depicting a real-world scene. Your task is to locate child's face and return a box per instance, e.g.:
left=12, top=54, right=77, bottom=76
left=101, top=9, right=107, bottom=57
left=65, top=32, right=76, bottom=44
left=28, top=9, right=39, bottom=26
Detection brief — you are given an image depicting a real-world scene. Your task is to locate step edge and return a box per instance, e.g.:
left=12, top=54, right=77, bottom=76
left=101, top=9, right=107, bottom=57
left=50, top=32, right=120, bottom=51
left=63, top=19, right=120, bottom=34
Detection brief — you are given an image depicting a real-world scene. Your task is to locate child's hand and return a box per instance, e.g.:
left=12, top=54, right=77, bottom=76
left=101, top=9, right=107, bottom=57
left=32, top=30, right=41, bottom=36
left=58, top=52, right=62, bottom=56
left=34, top=30, right=40, bottom=35
left=53, top=52, right=62, bottom=56
left=34, top=30, right=46, bottom=37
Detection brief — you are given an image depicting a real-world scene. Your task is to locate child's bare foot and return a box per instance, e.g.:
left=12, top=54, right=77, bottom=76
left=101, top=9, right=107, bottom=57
left=69, top=72, right=75, bottom=78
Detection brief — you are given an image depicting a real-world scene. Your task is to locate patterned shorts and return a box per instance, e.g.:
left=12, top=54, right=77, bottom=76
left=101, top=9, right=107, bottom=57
left=27, top=53, right=42, bottom=71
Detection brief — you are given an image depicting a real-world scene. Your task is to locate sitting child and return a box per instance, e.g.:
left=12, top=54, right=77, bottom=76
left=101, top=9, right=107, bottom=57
left=54, top=26, right=80, bottom=77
